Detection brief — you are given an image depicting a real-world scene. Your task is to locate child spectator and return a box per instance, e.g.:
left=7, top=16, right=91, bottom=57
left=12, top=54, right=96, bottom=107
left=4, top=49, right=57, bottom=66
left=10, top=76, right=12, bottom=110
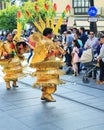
left=71, top=40, right=80, bottom=76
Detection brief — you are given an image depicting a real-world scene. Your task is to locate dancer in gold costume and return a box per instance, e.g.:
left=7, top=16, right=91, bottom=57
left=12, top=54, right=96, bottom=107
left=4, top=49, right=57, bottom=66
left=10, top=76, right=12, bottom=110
left=29, top=28, right=65, bottom=102
left=0, top=32, right=29, bottom=89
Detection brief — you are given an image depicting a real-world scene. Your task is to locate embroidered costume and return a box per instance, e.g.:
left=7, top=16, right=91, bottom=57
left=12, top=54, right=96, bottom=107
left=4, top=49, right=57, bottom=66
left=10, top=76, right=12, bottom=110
left=0, top=33, right=28, bottom=89
left=29, top=31, right=65, bottom=102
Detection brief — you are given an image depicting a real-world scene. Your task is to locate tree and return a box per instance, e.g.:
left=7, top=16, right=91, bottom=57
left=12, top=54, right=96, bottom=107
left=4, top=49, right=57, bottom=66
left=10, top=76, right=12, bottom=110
left=0, top=5, right=19, bottom=31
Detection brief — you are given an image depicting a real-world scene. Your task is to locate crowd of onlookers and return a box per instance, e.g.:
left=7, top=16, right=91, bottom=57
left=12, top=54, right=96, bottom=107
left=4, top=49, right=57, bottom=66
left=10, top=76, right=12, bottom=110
left=0, top=26, right=104, bottom=85
left=53, top=27, right=104, bottom=85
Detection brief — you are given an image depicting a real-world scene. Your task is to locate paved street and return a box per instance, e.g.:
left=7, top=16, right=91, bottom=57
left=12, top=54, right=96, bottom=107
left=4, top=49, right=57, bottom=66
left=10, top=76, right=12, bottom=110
left=0, top=70, right=104, bottom=130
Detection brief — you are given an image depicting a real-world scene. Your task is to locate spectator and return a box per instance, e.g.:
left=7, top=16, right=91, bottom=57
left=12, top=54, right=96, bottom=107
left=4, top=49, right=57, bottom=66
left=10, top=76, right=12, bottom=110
left=12, top=29, right=18, bottom=38
left=79, top=27, right=88, bottom=47
left=96, top=35, right=104, bottom=84
left=92, top=38, right=102, bottom=80
left=62, top=31, right=67, bottom=44
left=84, top=31, right=99, bottom=78
left=74, top=33, right=83, bottom=48
left=95, top=38, right=102, bottom=56
left=65, top=30, right=74, bottom=66
left=84, top=31, right=99, bottom=54
left=71, top=40, right=81, bottom=76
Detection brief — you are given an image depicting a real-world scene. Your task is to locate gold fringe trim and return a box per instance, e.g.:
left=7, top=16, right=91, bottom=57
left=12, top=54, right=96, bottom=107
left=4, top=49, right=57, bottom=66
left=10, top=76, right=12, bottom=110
left=4, top=73, right=26, bottom=81
left=0, top=59, right=10, bottom=65
left=30, top=60, right=64, bottom=68
left=32, top=80, right=65, bottom=87
left=3, top=66, right=23, bottom=74
left=0, top=58, right=21, bottom=67
left=31, top=69, right=65, bottom=76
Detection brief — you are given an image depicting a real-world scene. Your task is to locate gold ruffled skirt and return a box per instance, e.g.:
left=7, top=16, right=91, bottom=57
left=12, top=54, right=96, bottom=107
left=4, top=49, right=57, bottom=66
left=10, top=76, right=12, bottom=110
left=0, top=56, right=25, bottom=81
left=30, top=59, right=65, bottom=87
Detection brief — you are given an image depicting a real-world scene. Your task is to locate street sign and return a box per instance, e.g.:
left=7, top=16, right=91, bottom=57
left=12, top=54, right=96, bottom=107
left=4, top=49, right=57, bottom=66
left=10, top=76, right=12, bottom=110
left=88, top=6, right=98, bottom=17
left=88, top=17, right=98, bottom=22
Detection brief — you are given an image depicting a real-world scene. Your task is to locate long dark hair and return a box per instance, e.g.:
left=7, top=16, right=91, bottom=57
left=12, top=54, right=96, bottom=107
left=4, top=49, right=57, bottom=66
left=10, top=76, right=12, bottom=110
left=73, top=40, right=80, bottom=48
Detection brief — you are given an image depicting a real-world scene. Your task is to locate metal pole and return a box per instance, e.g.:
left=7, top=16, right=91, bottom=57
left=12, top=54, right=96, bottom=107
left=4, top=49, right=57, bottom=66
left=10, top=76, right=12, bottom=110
left=89, top=0, right=97, bottom=34
left=90, top=0, right=94, bottom=5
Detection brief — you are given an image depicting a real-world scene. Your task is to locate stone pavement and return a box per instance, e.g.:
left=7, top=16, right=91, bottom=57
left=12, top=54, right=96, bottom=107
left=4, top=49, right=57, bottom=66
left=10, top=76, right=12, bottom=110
left=0, top=72, right=104, bottom=130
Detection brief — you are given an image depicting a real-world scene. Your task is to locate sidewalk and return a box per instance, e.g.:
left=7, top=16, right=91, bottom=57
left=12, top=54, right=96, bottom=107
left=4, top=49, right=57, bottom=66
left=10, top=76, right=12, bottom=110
left=0, top=71, right=104, bottom=130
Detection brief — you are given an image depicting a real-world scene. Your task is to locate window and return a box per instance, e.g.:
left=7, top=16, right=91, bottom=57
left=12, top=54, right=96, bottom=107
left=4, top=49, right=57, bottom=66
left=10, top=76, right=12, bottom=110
left=73, top=0, right=90, bottom=15
left=0, top=2, right=7, bottom=10
left=0, top=2, right=2, bottom=10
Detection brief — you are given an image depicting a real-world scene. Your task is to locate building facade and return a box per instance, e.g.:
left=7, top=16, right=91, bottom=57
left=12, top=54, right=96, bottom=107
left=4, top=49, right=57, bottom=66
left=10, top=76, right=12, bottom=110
left=0, top=2, right=7, bottom=10
left=53, top=0, right=104, bottom=31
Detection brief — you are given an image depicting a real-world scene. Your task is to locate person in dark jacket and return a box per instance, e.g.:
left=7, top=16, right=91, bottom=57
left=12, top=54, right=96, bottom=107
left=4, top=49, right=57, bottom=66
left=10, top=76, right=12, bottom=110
left=96, top=36, right=104, bottom=84
left=79, top=27, right=88, bottom=47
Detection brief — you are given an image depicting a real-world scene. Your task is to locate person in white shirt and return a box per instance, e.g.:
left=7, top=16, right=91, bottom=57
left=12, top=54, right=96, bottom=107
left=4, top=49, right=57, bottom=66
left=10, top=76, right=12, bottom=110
left=84, top=31, right=99, bottom=78
left=84, top=31, right=99, bottom=54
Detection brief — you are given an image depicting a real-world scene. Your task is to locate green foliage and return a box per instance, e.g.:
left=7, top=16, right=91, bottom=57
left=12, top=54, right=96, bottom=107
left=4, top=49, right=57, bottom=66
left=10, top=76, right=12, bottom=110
left=0, top=5, right=20, bottom=31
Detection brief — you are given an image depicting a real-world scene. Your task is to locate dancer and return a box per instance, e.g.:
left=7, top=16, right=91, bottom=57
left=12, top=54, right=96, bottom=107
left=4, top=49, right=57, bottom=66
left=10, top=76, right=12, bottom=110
left=29, top=28, right=65, bottom=102
left=0, top=32, right=29, bottom=89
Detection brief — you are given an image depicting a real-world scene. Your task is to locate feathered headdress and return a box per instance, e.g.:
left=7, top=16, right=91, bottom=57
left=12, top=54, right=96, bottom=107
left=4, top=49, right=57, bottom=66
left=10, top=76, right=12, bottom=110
left=25, top=3, right=71, bottom=34
left=15, top=3, right=71, bottom=41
